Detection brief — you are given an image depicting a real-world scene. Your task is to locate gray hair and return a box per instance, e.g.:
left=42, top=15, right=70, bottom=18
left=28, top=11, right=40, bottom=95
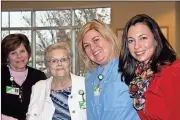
left=44, top=41, right=72, bottom=67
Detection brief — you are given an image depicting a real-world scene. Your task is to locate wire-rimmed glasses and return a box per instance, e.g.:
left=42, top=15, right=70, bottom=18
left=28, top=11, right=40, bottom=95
left=48, top=57, right=70, bottom=68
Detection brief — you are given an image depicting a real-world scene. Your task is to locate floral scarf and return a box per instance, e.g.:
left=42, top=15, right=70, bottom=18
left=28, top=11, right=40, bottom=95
left=129, top=61, right=154, bottom=110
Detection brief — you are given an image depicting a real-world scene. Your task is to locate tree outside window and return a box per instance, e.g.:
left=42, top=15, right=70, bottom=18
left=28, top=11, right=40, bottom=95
left=1, top=6, right=111, bottom=76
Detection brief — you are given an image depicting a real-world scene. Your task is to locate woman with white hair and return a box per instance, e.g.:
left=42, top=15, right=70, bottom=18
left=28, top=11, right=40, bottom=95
left=26, top=41, right=87, bottom=120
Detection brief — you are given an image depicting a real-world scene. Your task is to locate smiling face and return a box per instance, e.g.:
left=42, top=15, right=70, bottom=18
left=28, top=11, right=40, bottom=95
left=47, top=49, right=70, bottom=78
left=82, top=30, right=114, bottom=66
left=8, top=43, right=29, bottom=72
left=127, top=23, right=157, bottom=64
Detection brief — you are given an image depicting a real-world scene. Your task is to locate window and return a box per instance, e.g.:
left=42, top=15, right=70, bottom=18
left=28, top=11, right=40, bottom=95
left=1, top=6, right=111, bottom=76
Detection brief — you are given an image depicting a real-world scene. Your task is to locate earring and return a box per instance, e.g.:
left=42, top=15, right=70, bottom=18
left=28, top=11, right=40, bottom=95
left=7, top=59, right=9, bottom=63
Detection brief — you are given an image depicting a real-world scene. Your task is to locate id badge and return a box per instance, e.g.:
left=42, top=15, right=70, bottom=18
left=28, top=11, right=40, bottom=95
left=6, top=86, right=19, bottom=95
left=79, top=101, right=86, bottom=109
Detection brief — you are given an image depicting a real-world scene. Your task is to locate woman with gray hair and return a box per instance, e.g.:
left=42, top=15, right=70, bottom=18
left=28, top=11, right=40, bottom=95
left=26, top=41, right=87, bottom=120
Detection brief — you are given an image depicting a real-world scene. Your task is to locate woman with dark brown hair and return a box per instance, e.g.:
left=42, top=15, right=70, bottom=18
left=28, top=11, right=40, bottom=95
left=119, top=14, right=180, bottom=119
left=1, top=33, right=47, bottom=120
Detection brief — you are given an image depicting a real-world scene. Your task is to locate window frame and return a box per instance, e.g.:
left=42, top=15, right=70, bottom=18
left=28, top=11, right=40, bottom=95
left=1, top=5, right=111, bottom=76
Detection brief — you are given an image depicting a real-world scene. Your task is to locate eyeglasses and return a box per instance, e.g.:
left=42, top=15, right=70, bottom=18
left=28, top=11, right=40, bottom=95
left=48, top=57, right=70, bottom=66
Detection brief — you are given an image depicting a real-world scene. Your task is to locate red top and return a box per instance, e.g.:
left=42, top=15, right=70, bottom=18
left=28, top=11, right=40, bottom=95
left=138, top=59, right=180, bottom=120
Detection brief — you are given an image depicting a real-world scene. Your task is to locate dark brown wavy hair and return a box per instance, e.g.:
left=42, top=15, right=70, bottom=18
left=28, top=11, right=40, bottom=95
left=1, top=33, right=31, bottom=65
left=119, top=14, right=176, bottom=85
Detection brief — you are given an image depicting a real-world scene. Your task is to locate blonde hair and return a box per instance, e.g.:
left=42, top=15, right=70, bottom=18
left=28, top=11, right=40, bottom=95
left=44, top=41, right=71, bottom=67
left=78, top=19, right=120, bottom=72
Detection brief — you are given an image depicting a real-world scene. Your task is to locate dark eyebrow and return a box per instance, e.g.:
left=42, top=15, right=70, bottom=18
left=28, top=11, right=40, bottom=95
left=128, top=34, right=147, bottom=39
left=138, top=34, right=148, bottom=38
left=127, top=37, right=134, bottom=39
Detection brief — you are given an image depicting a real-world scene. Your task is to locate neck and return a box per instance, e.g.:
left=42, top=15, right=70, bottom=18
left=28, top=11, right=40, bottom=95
left=52, top=75, right=72, bottom=90
left=8, top=64, right=26, bottom=72
left=100, top=57, right=115, bottom=67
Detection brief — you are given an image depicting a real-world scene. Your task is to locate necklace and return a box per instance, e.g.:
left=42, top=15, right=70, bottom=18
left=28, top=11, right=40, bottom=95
left=94, top=67, right=104, bottom=96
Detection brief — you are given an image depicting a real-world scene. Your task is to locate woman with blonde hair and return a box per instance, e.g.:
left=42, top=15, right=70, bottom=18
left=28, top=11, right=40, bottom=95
left=78, top=19, right=140, bottom=120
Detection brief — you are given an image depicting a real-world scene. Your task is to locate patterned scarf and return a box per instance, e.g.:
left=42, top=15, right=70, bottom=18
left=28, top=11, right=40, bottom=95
left=129, top=61, right=154, bottom=110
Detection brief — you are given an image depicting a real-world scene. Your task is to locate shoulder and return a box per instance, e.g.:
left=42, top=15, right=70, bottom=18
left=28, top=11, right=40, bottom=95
left=27, top=66, right=47, bottom=79
left=1, top=65, right=9, bottom=74
left=27, top=66, right=45, bottom=74
left=33, top=77, right=51, bottom=89
left=86, top=67, right=98, bottom=76
left=155, top=59, right=180, bottom=84
left=71, top=73, right=85, bottom=81
left=171, top=59, right=180, bottom=67
left=33, top=80, right=46, bottom=90
left=1, top=64, right=7, bottom=68
left=85, top=67, right=97, bottom=82
left=1, top=64, right=9, bottom=71
left=71, top=74, right=85, bottom=89
left=161, top=59, right=180, bottom=74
